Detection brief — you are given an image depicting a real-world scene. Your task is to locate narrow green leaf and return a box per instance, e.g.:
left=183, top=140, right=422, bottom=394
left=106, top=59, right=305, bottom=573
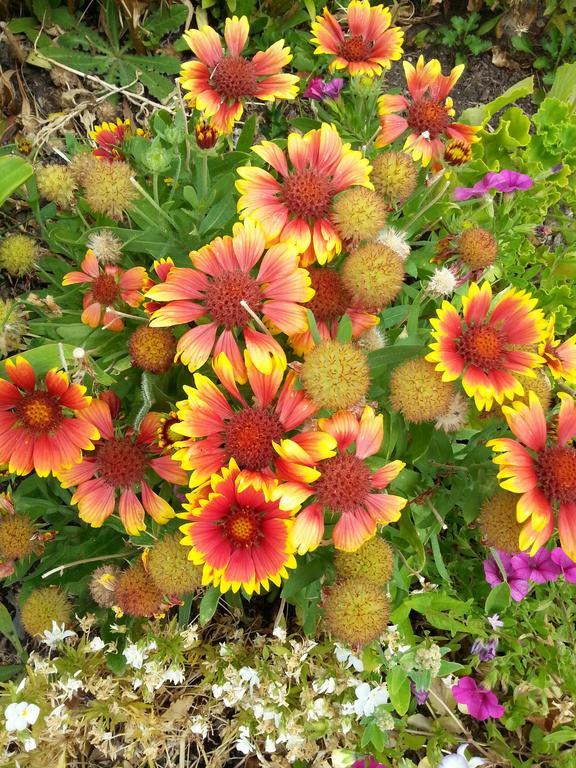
left=236, top=114, right=257, bottom=153
left=0, top=156, right=34, bottom=206
left=199, top=586, right=220, bottom=625
left=306, top=310, right=322, bottom=345
left=0, top=603, right=26, bottom=660
left=281, top=554, right=327, bottom=598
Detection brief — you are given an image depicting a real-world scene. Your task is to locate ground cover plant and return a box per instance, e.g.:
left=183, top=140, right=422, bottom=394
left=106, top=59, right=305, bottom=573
left=1, top=1, right=576, bottom=766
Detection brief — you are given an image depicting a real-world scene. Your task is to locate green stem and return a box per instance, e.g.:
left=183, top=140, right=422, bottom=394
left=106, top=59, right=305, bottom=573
left=153, top=173, right=160, bottom=206
left=130, top=178, right=177, bottom=232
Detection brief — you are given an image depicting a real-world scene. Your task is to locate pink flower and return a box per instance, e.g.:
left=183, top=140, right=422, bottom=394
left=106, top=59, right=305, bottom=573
left=454, top=169, right=533, bottom=201
left=551, top=547, right=576, bottom=583
left=511, top=549, right=561, bottom=585
left=452, top=676, right=505, bottom=721
left=304, top=76, right=345, bottom=100
left=352, top=758, right=387, bottom=768
left=483, top=551, right=530, bottom=602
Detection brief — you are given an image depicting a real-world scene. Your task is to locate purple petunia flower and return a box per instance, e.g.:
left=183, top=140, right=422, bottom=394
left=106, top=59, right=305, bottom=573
left=470, top=638, right=499, bottom=662
left=452, top=676, right=505, bottom=721
left=483, top=551, right=530, bottom=602
left=454, top=169, right=534, bottom=201
left=411, top=682, right=430, bottom=705
left=511, top=549, right=561, bottom=584
left=551, top=547, right=576, bottom=583
left=352, top=758, right=387, bottom=768
left=304, top=76, right=345, bottom=101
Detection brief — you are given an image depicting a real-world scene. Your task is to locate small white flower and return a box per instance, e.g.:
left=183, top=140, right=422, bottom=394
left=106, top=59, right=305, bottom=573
left=313, top=677, right=336, bottom=695
left=123, top=643, right=147, bottom=669
left=5, top=702, right=40, bottom=732
left=58, top=674, right=84, bottom=698
left=41, top=621, right=77, bottom=649
left=331, top=749, right=356, bottom=768
left=334, top=643, right=364, bottom=672
left=190, top=715, right=208, bottom=738
left=23, top=737, right=37, bottom=752
left=272, top=625, right=287, bottom=642
left=428, top=266, right=458, bottom=298
left=439, top=744, right=486, bottom=768
left=89, top=636, right=106, bottom=652
left=352, top=682, right=388, bottom=718
left=487, top=613, right=504, bottom=630
left=212, top=683, right=225, bottom=698
left=145, top=640, right=157, bottom=652
left=239, top=666, right=260, bottom=691
left=235, top=725, right=254, bottom=755
left=264, top=736, right=277, bottom=753
left=163, top=666, right=185, bottom=685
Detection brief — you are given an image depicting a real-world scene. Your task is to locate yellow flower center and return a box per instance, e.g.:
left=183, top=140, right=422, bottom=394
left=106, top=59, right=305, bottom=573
left=315, top=453, right=371, bottom=514
left=339, top=34, right=373, bottom=62
left=223, top=407, right=283, bottom=471
left=17, top=392, right=62, bottom=433
left=224, top=506, right=261, bottom=547
left=95, top=438, right=147, bottom=488
left=537, top=445, right=576, bottom=504
left=458, top=325, right=505, bottom=371
left=407, top=98, right=451, bottom=139
left=211, top=56, right=257, bottom=101
left=204, top=270, right=262, bottom=328
left=282, top=170, right=334, bottom=220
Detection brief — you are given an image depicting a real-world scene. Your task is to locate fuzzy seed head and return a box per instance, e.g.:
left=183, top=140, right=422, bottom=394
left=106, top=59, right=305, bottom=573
left=375, top=226, right=411, bottom=262
left=434, top=391, right=468, bottom=433
left=458, top=228, right=498, bottom=270
left=331, top=188, right=387, bottom=243
left=128, top=326, right=177, bottom=374
left=357, top=326, right=387, bottom=351
left=301, top=340, right=370, bottom=410
left=70, top=152, right=99, bottom=183
left=371, top=151, right=418, bottom=205
left=0, top=235, right=38, bottom=276
left=390, top=358, right=454, bottom=423
left=148, top=534, right=203, bottom=597
left=87, top=230, right=124, bottom=265
left=478, top=491, right=522, bottom=553
left=20, top=587, right=73, bottom=637
left=36, top=164, right=77, bottom=208
left=334, top=537, right=394, bottom=585
left=342, top=243, right=404, bottom=312
left=115, top=564, right=163, bottom=618
left=89, top=565, right=122, bottom=608
left=0, top=298, right=27, bottom=357
left=83, top=160, right=138, bottom=221
left=322, top=577, right=389, bottom=647
left=0, top=515, right=35, bottom=561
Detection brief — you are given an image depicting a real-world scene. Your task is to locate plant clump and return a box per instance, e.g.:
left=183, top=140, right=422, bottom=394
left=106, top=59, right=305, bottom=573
left=20, top=587, right=73, bottom=637
left=300, top=339, right=370, bottom=410
left=36, top=164, right=77, bottom=208
left=334, top=536, right=394, bottom=584
left=322, top=576, right=390, bottom=647
left=389, top=357, right=455, bottom=423
left=341, top=243, right=404, bottom=311
left=0, top=234, right=38, bottom=276
left=478, top=490, right=522, bottom=553
left=114, top=564, right=163, bottom=618
left=147, top=533, right=203, bottom=596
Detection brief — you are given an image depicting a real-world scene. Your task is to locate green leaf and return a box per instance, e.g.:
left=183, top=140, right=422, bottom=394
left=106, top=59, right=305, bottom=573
left=199, top=586, right=220, bottom=625
left=387, top=666, right=411, bottom=716
left=199, top=193, right=234, bottom=234
left=460, top=76, right=534, bottom=126
left=549, top=61, right=576, bottom=104
left=485, top=581, right=510, bottom=615
left=281, top=553, right=328, bottom=599
left=0, top=156, right=34, bottom=206
left=236, top=114, right=257, bottom=153
left=368, top=345, right=425, bottom=375
left=0, top=664, right=24, bottom=681
left=543, top=728, right=576, bottom=745
left=336, top=314, right=353, bottom=343
left=0, top=603, right=26, bottom=661
left=306, top=309, right=322, bottom=345
left=0, top=343, right=77, bottom=377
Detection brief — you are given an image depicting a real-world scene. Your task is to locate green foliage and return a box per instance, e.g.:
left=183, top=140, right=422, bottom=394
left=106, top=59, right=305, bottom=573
left=434, top=13, right=493, bottom=65
left=512, top=25, right=576, bottom=86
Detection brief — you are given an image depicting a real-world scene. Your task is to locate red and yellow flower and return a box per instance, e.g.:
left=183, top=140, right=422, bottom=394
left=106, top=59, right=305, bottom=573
left=172, top=351, right=335, bottom=491
left=236, top=123, right=372, bottom=266
left=89, top=118, right=145, bottom=162
left=426, top=282, right=547, bottom=412
left=58, top=393, right=188, bottom=536
left=540, top=315, right=576, bottom=384
left=179, top=459, right=297, bottom=594
left=488, top=393, right=576, bottom=559
left=62, top=249, right=150, bottom=331
left=376, top=56, right=480, bottom=167
left=289, top=266, right=379, bottom=355
left=275, top=406, right=406, bottom=552
left=0, top=357, right=98, bottom=477
left=146, top=219, right=313, bottom=381
left=310, top=0, right=403, bottom=77
left=180, top=15, right=299, bottom=134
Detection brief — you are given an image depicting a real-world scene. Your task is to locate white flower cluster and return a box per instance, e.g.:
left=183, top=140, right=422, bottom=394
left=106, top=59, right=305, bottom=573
left=123, top=640, right=185, bottom=697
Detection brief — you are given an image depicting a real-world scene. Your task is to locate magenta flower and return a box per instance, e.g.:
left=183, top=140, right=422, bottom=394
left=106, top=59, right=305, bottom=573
left=483, top=551, right=530, bottom=602
left=352, top=758, right=387, bottom=768
left=304, top=76, right=345, bottom=100
left=551, top=548, right=576, bottom=583
left=454, top=169, right=533, bottom=201
left=511, top=549, right=561, bottom=585
left=452, top=676, right=505, bottom=721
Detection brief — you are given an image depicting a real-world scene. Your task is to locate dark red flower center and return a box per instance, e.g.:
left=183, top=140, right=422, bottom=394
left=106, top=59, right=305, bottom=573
left=407, top=98, right=451, bottom=139
left=211, top=56, right=257, bottom=101
left=223, top=506, right=262, bottom=548
left=339, top=34, right=373, bottom=62
left=95, top=438, right=148, bottom=488
left=457, top=325, right=505, bottom=372
left=536, top=445, right=576, bottom=504
left=223, top=407, right=283, bottom=471
left=16, top=391, right=63, bottom=433
left=282, top=170, right=334, bottom=220
left=91, top=273, right=120, bottom=306
left=315, top=452, right=371, bottom=514
left=308, top=268, right=352, bottom=323
left=204, top=270, right=263, bottom=328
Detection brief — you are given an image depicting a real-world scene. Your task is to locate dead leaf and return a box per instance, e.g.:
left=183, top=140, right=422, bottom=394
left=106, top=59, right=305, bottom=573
left=492, top=46, right=521, bottom=70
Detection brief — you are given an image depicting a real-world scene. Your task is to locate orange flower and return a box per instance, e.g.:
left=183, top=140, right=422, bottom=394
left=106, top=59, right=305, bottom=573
left=275, top=406, right=406, bottom=552
left=180, top=15, right=299, bottom=133
left=58, top=393, right=188, bottom=536
left=89, top=118, right=145, bottom=162
left=62, top=249, right=149, bottom=331
left=146, top=220, right=313, bottom=381
left=376, top=56, right=480, bottom=167
left=488, top=393, right=576, bottom=559
left=311, top=0, right=403, bottom=76
left=179, top=459, right=297, bottom=595
left=540, top=315, right=576, bottom=384
left=0, top=357, right=98, bottom=477
left=289, top=266, right=379, bottom=355
left=426, top=282, right=547, bottom=411
left=236, top=123, right=372, bottom=266
left=172, top=351, right=335, bottom=491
